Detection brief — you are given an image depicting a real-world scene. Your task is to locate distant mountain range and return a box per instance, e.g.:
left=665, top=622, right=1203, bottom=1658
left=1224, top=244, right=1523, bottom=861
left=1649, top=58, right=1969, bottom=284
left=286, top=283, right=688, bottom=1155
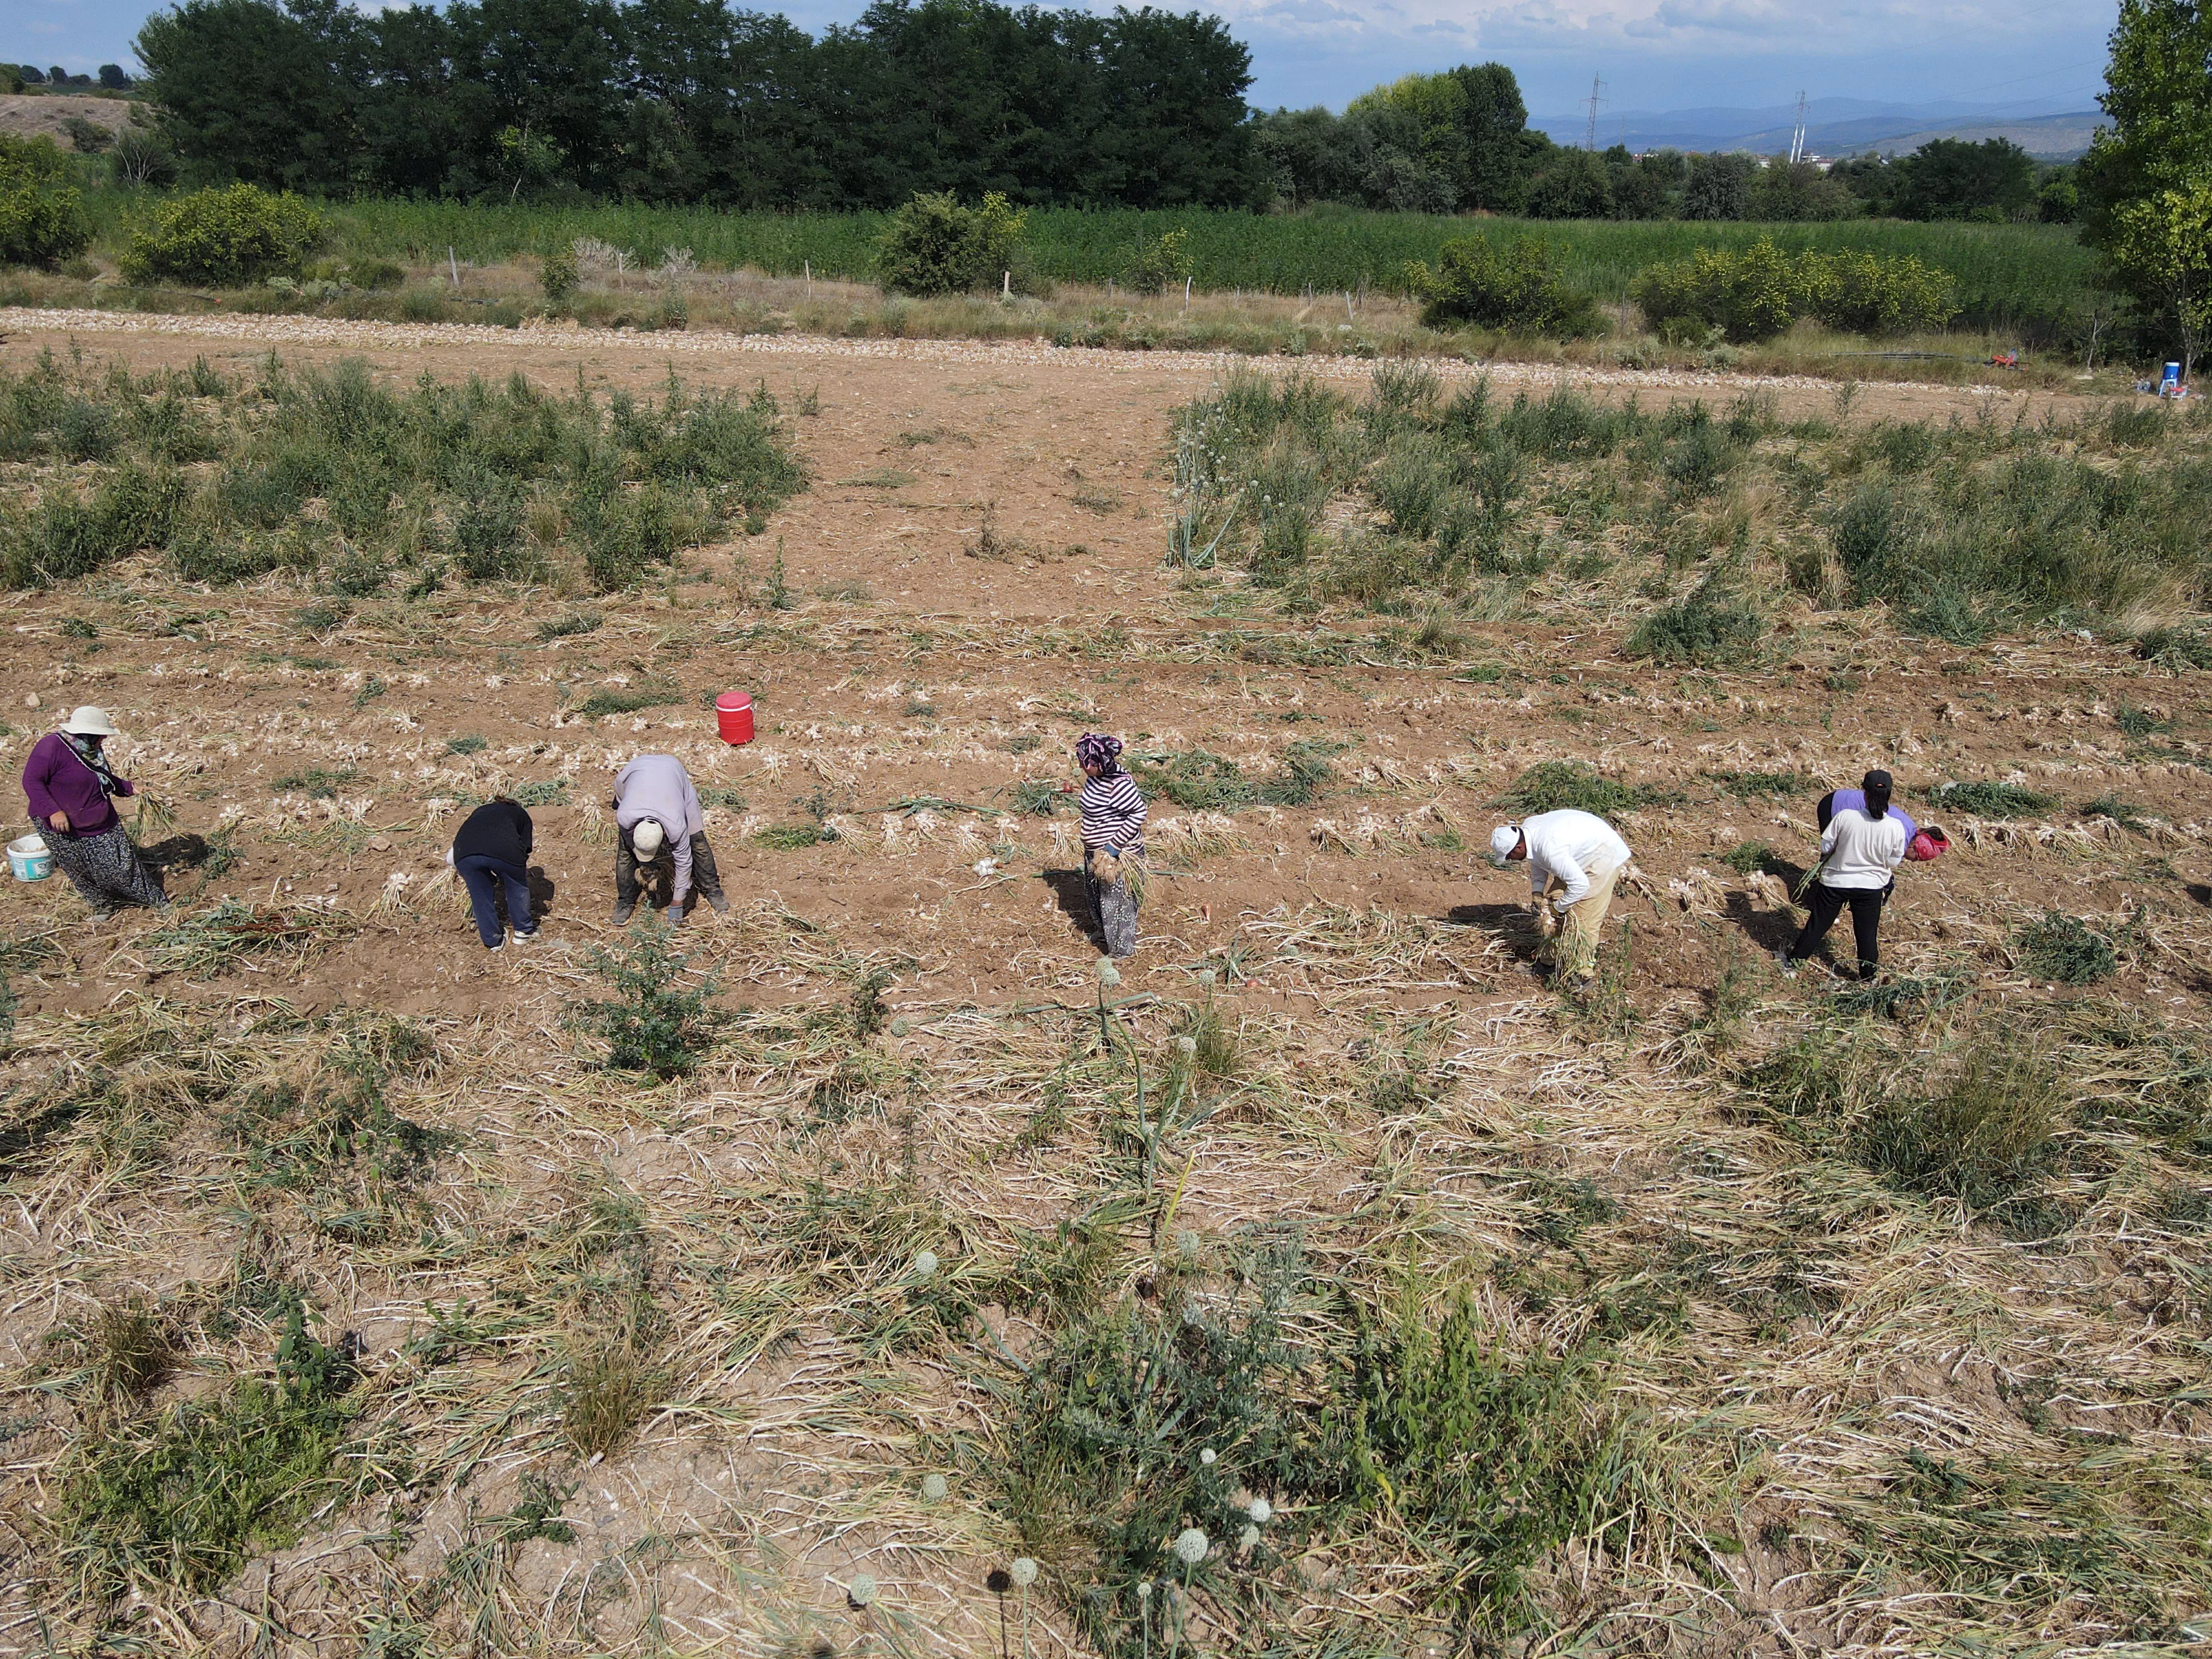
left=1530, top=97, right=2103, bottom=161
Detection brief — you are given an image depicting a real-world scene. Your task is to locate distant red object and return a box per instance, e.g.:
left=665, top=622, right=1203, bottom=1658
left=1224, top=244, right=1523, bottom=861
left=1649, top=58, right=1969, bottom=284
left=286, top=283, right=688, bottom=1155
left=1907, top=827, right=1950, bottom=862
left=1989, top=352, right=2020, bottom=370
left=716, top=690, right=754, bottom=745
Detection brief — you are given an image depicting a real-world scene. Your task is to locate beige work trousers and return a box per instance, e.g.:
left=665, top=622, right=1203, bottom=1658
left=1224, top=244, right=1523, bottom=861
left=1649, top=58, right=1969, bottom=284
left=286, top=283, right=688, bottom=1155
left=1538, top=856, right=1623, bottom=980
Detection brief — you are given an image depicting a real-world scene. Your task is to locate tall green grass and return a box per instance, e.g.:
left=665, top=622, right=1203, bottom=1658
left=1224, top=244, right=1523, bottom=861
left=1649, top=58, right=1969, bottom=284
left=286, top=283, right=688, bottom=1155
left=70, top=192, right=2102, bottom=336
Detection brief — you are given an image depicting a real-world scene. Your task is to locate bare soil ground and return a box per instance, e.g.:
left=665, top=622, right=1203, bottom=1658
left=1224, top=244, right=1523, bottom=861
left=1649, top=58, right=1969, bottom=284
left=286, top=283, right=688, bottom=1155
left=0, top=92, right=142, bottom=145
left=1, top=310, right=2208, bottom=1658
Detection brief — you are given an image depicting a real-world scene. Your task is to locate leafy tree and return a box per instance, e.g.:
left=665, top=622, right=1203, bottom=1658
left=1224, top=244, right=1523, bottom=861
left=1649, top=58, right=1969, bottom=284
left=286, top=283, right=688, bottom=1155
left=135, top=0, right=359, bottom=191
left=1893, top=138, right=2037, bottom=220
left=1605, top=147, right=1682, bottom=219
left=98, top=64, right=134, bottom=89
left=2079, top=0, right=2212, bottom=250
left=2111, top=180, right=2212, bottom=379
left=0, top=134, right=95, bottom=269
left=877, top=190, right=1026, bottom=294
left=1683, top=152, right=1756, bottom=220
left=1749, top=159, right=1860, bottom=221
left=1525, top=148, right=1611, bottom=218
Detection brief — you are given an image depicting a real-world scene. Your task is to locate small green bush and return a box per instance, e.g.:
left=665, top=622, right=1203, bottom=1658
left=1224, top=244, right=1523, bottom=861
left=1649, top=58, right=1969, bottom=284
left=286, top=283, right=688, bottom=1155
left=878, top=191, right=1026, bottom=297
left=1634, top=241, right=1960, bottom=343
left=1497, top=761, right=1650, bottom=818
left=572, top=923, right=716, bottom=1078
left=1406, top=236, right=1600, bottom=335
left=541, top=244, right=579, bottom=302
left=1799, top=250, right=1959, bottom=335
left=0, top=133, right=93, bottom=269
left=1627, top=576, right=1762, bottom=664
left=1123, top=227, right=1193, bottom=295
left=1928, top=780, right=2057, bottom=817
left=345, top=258, right=403, bottom=291
left=119, top=184, right=326, bottom=287
left=2014, top=911, right=2117, bottom=985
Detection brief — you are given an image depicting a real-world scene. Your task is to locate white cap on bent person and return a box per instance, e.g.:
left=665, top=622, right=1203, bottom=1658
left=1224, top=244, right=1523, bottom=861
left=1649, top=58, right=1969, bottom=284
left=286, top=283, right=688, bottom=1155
left=62, top=706, right=119, bottom=738
left=1488, top=823, right=1521, bottom=865
left=632, top=818, right=665, bottom=857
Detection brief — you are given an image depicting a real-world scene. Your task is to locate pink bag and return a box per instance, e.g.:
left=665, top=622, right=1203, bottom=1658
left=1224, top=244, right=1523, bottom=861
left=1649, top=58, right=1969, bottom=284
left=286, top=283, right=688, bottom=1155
left=1906, top=827, right=1949, bottom=862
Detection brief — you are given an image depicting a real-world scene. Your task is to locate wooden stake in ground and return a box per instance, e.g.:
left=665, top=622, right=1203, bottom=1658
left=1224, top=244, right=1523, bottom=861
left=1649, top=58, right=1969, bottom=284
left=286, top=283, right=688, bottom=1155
left=448, top=247, right=460, bottom=291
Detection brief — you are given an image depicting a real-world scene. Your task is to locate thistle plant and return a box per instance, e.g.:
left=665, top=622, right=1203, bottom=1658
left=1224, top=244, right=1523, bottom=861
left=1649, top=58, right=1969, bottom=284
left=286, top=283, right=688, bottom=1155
left=1165, top=1528, right=1208, bottom=1659
left=1010, top=1556, right=1038, bottom=1659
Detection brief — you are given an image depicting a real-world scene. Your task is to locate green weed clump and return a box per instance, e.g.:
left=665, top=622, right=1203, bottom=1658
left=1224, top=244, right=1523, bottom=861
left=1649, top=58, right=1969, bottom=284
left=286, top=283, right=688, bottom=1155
left=2015, top=912, right=2118, bottom=985
left=1497, top=761, right=1652, bottom=818
left=61, top=1303, right=359, bottom=1599
left=1135, top=741, right=1337, bottom=810
left=1626, top=576, right=1762, bottom=664
left=0, top=352, right=805, bottom=593
left=1928, top=780, right=2058, bottom=817
left=1405, top=236, right=1599, bottom=335
left=572, top=924, right=716, bottom=1078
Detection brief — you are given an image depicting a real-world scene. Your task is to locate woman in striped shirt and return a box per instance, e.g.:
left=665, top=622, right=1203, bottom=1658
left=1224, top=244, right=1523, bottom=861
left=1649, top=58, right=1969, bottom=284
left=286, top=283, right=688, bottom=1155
left=1076, top=732, right=1147, bottom=958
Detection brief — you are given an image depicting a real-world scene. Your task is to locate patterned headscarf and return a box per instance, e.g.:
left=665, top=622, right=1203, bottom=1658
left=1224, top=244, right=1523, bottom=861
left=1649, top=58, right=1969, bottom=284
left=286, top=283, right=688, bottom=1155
left=1075, top=733, right=1124, bottom=771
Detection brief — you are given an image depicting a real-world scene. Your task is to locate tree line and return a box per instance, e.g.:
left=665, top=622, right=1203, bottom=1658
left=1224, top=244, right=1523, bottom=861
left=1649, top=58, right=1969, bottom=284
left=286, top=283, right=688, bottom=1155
left=1255, top=73, right=2075, bottom=225
left=133, top=0, right=1267, bottom=207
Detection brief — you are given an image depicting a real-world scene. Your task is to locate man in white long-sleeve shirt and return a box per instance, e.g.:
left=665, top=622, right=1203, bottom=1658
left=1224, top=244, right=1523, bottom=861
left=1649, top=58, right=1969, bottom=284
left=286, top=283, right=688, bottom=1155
left=1490, top=808, right=1633, bottom=985
left=612, top=753, right=729, bottom=925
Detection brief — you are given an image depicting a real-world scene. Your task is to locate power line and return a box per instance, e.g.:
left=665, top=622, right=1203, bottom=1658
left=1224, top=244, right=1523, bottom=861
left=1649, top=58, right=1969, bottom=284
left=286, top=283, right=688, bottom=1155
left=1584, top=74, right=1605, bottom=152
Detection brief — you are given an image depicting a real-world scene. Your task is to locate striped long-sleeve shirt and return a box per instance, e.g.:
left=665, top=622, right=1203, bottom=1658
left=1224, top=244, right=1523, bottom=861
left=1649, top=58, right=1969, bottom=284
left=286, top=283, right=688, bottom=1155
left=1081, top=768, right=1147, bottom=851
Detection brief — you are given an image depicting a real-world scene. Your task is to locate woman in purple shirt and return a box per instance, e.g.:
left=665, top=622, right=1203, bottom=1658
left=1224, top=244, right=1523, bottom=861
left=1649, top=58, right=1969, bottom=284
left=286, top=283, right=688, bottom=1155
left=21, top=706, right=165, bottom=919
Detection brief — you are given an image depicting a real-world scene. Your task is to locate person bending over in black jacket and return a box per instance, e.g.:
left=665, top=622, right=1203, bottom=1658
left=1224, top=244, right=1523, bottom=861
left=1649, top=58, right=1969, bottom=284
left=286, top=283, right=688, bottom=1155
left=450, top=797, right=536, bottom=950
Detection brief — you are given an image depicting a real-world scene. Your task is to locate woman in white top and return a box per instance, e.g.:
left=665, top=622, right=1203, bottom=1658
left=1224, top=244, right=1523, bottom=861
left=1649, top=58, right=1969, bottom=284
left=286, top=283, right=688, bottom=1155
left=1779, top=768, right=1908, bottom=980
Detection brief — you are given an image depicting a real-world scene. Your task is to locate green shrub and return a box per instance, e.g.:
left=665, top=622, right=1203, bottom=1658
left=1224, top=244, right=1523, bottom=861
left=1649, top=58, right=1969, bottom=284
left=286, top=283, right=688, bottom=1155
left=1406, top=236, right=1600, bottom=335
left=1496, top=760, right=1651, bottom=817
left=540, top=244, right=579, bottom=302
left=345, top=258, right=403, bottom=291
left=1928, top=780, right=2057, bottom=817
left=0, top=133, right=93, bottom=269
left=1627, top=577, right=1762, bottom=664
left=572, top=923, right=715, bottom=1078
left=2014, top=911, right=2117, bottom=985
left=119, top=185, right=326, bottom=287
left=60, top=1304, right=358, bottom=1598
left=877, top=191, right=1026, bottom=296
left=1632, top=238, right=1804, bottom=343
left=1800, top=250, right=1959, bottom=335
left=1123, top=227, right=1193, bottom=295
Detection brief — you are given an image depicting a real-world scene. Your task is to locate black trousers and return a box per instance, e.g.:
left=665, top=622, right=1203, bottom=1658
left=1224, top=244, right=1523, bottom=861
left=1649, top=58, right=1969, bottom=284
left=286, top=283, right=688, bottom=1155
left=616, top=826, right=724, bottom=909
left=1790, top=879, right=1891, bottom=977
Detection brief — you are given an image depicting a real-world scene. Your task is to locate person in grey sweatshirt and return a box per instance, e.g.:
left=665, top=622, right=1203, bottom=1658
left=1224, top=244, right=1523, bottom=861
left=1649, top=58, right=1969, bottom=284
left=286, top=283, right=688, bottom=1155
left=611, top=753, right=729, bottom=925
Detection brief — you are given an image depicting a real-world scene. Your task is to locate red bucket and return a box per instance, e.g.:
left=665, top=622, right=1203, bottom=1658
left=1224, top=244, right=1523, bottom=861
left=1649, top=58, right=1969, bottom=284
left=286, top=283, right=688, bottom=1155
left=716, top=690, right=754, bottom=745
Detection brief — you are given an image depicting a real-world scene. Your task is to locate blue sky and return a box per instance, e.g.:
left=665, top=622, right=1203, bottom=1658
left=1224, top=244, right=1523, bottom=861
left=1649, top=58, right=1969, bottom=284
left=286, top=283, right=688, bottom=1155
left=12, top=0, right=2115, bottom=119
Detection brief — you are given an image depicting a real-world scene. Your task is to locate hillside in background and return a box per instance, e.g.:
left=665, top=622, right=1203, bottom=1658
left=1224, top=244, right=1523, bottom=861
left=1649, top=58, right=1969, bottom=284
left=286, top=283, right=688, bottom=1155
left=1534, top=97, right=2104, bottom=160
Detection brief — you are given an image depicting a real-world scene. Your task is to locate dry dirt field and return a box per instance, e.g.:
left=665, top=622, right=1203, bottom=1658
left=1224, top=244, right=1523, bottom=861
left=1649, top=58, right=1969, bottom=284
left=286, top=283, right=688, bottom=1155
left=1, top=311, right=2209, bottom=1659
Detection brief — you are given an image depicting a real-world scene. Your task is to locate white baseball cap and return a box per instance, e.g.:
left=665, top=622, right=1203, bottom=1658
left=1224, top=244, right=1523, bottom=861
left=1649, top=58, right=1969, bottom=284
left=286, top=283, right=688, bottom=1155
left=632, top=818, right=665, bottom=857
left=1489, top=824, right=1521, bottom=864
left=62, top=705, right=119, bottom=738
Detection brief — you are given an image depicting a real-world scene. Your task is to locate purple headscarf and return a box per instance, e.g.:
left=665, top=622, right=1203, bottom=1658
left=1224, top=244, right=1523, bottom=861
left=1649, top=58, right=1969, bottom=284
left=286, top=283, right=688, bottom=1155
left=1075, top=733, right=1123, bottom=771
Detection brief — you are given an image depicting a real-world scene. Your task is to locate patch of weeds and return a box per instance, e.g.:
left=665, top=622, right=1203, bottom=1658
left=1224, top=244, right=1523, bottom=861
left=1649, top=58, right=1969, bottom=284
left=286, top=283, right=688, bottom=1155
left=1135, top=739, right=1339, bottom=811
left=536, top=611, right=602, bottom=641
left=1005, top=733, right=1044, bottom=754
left=571, top=922, right=716, bottom=1078
left=696, top=785, right=747, bottom=810
left=1855, top=1036, right=2065, bottom=1213
left=575, top=682, right=681, bottom=718
left=1626, top=577, right=1762, bottom=665
left=60, top=1303, right=359, bottom=1599
left=492, top=1473, right=578, bottom=1544
left=2014, top=912, right=2117, bottom=985
left=564, top=1345, right=662, bottom=1459
left=142, top=901, right=359, bottom=979
left=751, top=823, right=835, bottom=849
left=834, top=468, right=919, bottom=489
left=1829, top=969, right=1975, bottom=1021
left=1013, top=778, right=1063, bottom=816
left=1498, top=761, right=1661, bottom=818
left=1719, top=840, right=1788, bottom=877
left=2082, top=793, right=2151, bottom=833
left=1708, top=769, right=1810, bottom=800
left=271, top=765, right=358, bottom=800
left=445, top=734, right=487, bottom=756
left=295, top=601, right=349, bottom=634
left=351, top=674, right=387, bottom=710
left=1928, top=780, right=2058, bottom=817
left=2136, top=627, right=2212, bottom=671
left=2114, top=704, right=2168, bottom=739
left=505, top=779, right=567, bottom=807
left=60, top=616, right=98, bottom=639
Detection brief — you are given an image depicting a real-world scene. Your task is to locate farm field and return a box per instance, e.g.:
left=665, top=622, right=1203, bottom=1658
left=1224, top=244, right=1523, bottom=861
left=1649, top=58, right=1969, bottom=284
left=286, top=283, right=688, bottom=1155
left=45, top=180, right=2106, bottom=341
left=1, top=309, right=2210, bottom=1657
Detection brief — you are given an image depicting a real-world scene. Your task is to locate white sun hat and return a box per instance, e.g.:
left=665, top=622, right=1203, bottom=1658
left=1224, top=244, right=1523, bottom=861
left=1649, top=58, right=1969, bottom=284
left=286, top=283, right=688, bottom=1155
left=1489, top=823, right=1521, bottom=865
left=632, top=818, right=665, bottom=857
left=62, top=706, right=119, bottom=738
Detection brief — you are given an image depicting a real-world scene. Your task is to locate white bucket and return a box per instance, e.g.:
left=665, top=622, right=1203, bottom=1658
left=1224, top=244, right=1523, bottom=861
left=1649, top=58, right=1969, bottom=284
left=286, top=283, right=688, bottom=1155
left=8, top=833, right=53, bottom=882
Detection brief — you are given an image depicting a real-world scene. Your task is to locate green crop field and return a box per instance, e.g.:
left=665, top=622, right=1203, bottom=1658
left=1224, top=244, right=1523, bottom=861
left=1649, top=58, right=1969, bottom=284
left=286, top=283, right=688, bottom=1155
left=105, top=197, right=2095, bottom=338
